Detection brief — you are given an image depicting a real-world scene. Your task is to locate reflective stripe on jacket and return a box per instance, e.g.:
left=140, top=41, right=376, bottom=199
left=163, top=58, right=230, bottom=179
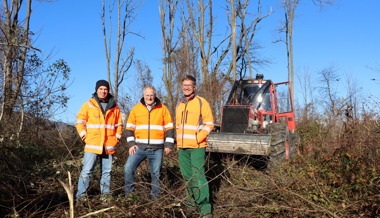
left=76, top=97, right=123, bottom=155
left=125, top=98, right=174, bottom=150
left=176, top=95, right=214, bottom=149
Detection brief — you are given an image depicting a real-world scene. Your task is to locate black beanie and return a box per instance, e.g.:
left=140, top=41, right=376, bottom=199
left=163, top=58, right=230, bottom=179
left=95, top=80, right=110, bottom=91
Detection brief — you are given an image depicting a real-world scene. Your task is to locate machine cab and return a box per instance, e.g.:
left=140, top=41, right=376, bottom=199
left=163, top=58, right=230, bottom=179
left=221, top=74, right=295, bottom=133
left=227, top=74, right=272, bottom=111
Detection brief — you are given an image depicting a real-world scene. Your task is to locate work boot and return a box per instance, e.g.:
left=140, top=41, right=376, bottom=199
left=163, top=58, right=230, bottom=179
left=75, top=195, right=88, bottom=207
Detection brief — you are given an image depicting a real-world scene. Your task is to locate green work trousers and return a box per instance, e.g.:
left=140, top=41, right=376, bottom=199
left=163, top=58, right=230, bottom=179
left=178, top=148, right=211, bottom=215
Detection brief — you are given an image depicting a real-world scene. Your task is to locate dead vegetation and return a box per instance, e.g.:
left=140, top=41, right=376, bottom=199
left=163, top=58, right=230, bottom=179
left=0, top=109, right=379, bottom=218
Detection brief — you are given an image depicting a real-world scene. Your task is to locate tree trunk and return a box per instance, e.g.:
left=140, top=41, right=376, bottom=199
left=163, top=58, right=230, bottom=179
left=0, top=0, right=32, bottom=143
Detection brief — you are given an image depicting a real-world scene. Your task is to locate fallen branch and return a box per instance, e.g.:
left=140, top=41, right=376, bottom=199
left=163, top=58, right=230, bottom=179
left=58, top=171, right=74, bottom=218
left=78, top=206, right=116, bottom=218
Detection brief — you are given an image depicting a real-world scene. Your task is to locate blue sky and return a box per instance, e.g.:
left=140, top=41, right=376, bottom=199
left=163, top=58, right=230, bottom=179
left=29, top=0, right=380, bottom=124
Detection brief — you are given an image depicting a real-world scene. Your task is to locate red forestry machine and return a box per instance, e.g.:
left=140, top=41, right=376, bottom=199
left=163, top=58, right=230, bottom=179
left=207, top=74, right=298, bottom=162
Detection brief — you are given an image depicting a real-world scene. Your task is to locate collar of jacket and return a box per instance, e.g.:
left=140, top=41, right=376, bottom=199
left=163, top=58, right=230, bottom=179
left=180, top=93, right=197, bottom=103
left=140, top=96, right=161, bottom=107
left=92, top=92, right=116, bottom=111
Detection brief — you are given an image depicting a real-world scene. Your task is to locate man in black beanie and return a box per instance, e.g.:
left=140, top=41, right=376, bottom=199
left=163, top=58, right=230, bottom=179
left=75, top=79, right=123, bottom=205
left=95, top=80, right=110, bottom=92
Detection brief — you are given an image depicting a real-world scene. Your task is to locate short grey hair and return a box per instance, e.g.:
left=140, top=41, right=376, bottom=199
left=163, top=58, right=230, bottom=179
left=143, top=85, right=156, bottom=95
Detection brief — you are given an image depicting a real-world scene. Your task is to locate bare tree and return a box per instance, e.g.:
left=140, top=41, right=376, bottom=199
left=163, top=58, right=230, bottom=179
left=120, top=59, right=153, bottom=107
left=135, top=59, right=153, bottom=93
left=101, top=0, right=142, bottom=100
left=0, top=0, right=72, bottom=144
left=231, top=0, right=272, bottom=80
left=158, top=0, right=271, bottom=121
left=159, top=0, right=179, bottom=113
left=185, top=0, right=272, bottom=85
left=343, top=73, right=362, bottom=121
left=318, top=66, right=339, bottom=115
left=317, top=66, right=344, bottom=138
left=230, top=0, right=237, bottom=80
left=296, top=67, right=316, bottom=121
left=116, top=59, right=153, bottom=124
left=0, top=0, right=34, bottom=142
left=282, top=0, right=298, bottom=108
left=185, top=0, right=210, bottom=86
left=184, top=0, right=231, bottom=103
left=281, top=0, right=336, bottom=107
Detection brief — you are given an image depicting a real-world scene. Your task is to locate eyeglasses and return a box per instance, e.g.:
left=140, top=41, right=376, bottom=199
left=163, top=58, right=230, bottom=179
left=182, top=84, right=194, bottom=87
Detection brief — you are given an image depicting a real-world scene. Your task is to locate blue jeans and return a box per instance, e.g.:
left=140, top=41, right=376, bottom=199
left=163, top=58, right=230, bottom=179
left=124, top=148, right=163, bottom=199
left=76, top=152, right=113, bottom=199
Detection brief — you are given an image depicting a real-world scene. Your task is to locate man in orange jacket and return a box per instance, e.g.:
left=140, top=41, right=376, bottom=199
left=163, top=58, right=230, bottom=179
left=176, top=75, right=214, bottom=217
left=75, top=80, right=123, bottom=202
left=124, top=85, right=174, bottom=200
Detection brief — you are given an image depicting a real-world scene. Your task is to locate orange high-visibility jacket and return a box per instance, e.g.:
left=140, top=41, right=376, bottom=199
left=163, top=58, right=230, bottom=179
left=176, top=95, right=214, bottom=149
left=125, top=98, right=174, bottom=149
left=76, top=96, right=123, bottom=155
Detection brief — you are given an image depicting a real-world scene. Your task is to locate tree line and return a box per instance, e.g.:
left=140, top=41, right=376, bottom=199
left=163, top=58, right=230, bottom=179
left=0, top=0, right=335, bottom=145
